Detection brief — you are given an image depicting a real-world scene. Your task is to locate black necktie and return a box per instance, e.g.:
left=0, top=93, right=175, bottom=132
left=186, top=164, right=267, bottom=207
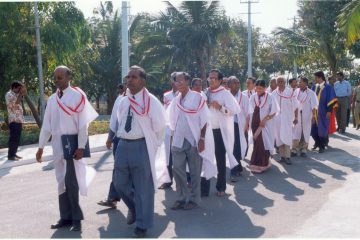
left=124, top=96, right=135, bottom=133
left=59, top=90, right=63, bottom=99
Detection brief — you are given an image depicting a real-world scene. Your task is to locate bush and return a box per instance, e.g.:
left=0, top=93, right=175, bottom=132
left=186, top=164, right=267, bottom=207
left=0, top=121, right=109, bottom=148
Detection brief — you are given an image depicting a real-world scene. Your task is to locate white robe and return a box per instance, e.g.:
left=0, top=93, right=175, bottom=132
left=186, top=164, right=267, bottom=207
left=109, top=94, right=124, bottom=132
left=206, top=86, right=241, bottom=168
left=167, top=90, right=217, bottom=179
left=163, top=90, right=177, bottom=166
left=234, top=90, right=249, bottom=159
left=117, top=88, right=169, bottom=190
left=242, top=89, right=256, bottom=99
left=273, top=87, right=299, bottom=147
left=248, top=92, right=279, bottom=152
left=39, top=86, right=98, bottom=196
left=292, top=88, right=319, bottom=143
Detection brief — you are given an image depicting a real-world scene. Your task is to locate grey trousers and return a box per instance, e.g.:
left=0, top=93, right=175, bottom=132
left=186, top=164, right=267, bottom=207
left=113, top=138, right=154, bottom=229
left=336, top=97, right=349, bottom=131
left=59, top=158, right=84, bottom=221
left=172, top=139, right=202, bottom=205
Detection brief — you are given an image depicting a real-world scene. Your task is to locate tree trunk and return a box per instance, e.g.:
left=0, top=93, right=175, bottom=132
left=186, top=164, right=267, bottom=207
left=24, top=95, right=42, bottom=128
left=196, top=50, right=207, bottom=88
left=96, top=97, right=100, bottom=112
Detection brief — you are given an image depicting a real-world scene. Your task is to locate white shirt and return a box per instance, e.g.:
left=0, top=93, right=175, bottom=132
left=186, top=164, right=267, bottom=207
left=172, top=92, right=196, bottom=148
left=117, top=89, right=145, bottom=139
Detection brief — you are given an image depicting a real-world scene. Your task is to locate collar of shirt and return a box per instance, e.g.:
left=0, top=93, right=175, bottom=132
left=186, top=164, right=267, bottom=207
left=129, top=88, right=144, bottom=100
left=61, top=85, right=71, bottom=95
left=316, top=81, right=325, bottom=88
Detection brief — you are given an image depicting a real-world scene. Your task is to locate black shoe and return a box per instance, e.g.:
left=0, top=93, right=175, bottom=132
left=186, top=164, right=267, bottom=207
left=300, top=152, right=307, bottom=158
left=7, top=156, right=18, bottom=161
left=291, top=152, right=297, bottom=157
left=50, top=219, right=72, bottom=229
left=15, top=155, right=22, bottom=159
left=312, top=145, right=318, bottom=150
left=171, top=201, right=185, bottom=210
left=134, top=227, right=147, bottom=238
left=97, top=198, right=117, bottom=208
left=357, top=125, right=360, bottom=130
left=69, top=221, right=81, bottom=232
left=277, top=157, right=285, bottom=163
left=285, top=158, right=292, bottom=165
left=158, top=182, right=172, bottom=189
left=201, top=192, right=209, bottom=197
left=127, top=209, right=136, bottom=225
left=319, top=148, right=325, bottom=153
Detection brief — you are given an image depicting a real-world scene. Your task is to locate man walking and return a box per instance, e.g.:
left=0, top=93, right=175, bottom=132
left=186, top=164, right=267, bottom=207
left=334, top=72, right=352, bottom=133
left=36, top=66, right=98, bottom=231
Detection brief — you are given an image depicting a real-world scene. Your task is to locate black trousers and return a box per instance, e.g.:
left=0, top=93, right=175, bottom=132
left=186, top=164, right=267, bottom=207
left=168, top=151, right=173, bottom=184
left=59, top=158, right=84, bottom=221
left=231, top=122, right=243, bottom=176
left=311, top=123, right=326, bottom=150
left=213, top=129, right=227, bottom=192
left=107, top=137, right=121, bottom=201
left=8, top=122, right=22, bottom=158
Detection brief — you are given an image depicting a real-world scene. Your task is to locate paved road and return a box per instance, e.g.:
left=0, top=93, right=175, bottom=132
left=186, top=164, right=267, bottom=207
left=0, top=129, right=359, bottom=238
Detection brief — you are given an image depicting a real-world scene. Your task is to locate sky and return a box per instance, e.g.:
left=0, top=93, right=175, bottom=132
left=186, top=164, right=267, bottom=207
left=75, top=0, right=299, bottom=35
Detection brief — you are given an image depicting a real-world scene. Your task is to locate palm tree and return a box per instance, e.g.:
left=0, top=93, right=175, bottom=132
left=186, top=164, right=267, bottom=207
left=337, top=0, right=360, bottom=47
left=150, top=1, right=230, bottom=80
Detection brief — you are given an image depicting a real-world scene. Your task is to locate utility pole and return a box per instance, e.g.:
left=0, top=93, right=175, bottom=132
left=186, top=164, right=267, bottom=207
left=121, top=1, right=129, bottom=83
left=34, top=2, right=45, bottom=121
left=292, top=16, right=298, bottom=78
left=240, top=1, right=259, bottom=78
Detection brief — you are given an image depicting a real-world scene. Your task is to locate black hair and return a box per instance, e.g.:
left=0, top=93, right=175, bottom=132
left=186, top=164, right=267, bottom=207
left=191, top=78, right=202, bottom=87
left=288, top=78, right=297, bottom=84
left=299, top=76, right=309, bottom=85
left=336, top=71, right=344, bottom=77
left=130, top=65, right=147, bottom=80
left=255, top=79, right=266, bottom=87
left=209, top=69, right=224, bottom=80
left=314, top=71, right=326, bottom=81
left=170, top=72, right=177, bottom=81
left=247, top=77, right=256, bottom=84
left=11, top=81, right=23, bottom=90
left=117, top=84, right=124, bottom=90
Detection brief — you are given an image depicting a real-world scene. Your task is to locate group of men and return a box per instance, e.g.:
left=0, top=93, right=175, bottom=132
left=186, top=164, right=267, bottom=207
left=30, top=64, right=354, bottom=238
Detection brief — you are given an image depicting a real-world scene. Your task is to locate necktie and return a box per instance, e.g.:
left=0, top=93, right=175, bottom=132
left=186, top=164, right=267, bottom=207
left=124, top=96, right=135, bottom=133
left=59, top=90, right=63, bottom=99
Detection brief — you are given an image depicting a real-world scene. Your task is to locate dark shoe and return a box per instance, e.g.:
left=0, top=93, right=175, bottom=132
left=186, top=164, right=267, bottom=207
left=312, top=144, right=318, bottom=150
left=15, top=155, right=22, bottom=159
left=50, top=219, right=72, bottom=229
left=300, top=152, right=307, bottom=158
left=134, top=227, right=147, bottom=238
left=285, top=158, right=292, bottom=165
left=357, top=125, right=360, bottom=130
left=127, top=209, right=136, bottom=225
left=277, top=157, right=285, bottom=163
left=171, top=201, right=185, bottom=210
left=97, top=198, right=117, bottom=208
left=291, top=152, right=297, bottom=157
left=201, top=192, right=209, bottom=197
left=7, top=156, right=18, bottom=161
left=69, top=221, right=81, bottom=232
left=183, top=201, right=198, bottom=210
left=319, top=148, right=325, bottom=153
left=158, top=182, right=172, bottom=189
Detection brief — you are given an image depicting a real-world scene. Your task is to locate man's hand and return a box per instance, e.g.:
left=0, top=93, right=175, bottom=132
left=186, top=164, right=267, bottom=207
left=259, top=119, right=266, bottom=128
left=74, top=149, right=84, bottom=160
left=326, top=112, right=331, bottom=119
left=36, top=148, right=43, bottom=163
left=20, top=86, right=27, bottom=96
left=198, top=138, right=205, bottom=153
left=293, top=118, right=298, bottom=125
left=106, top=139, right=112, bottom=150
left=210, top=101, right=222, bottom=110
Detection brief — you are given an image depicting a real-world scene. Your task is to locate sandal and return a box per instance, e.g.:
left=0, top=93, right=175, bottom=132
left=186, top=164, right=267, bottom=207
left=170, top=201, right=185, bottom=210
left=183, top=201, right=198, bottom=210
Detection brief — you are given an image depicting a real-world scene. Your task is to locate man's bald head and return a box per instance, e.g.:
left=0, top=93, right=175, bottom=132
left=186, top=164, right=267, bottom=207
left=53, top=65, right=72, bottom=90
